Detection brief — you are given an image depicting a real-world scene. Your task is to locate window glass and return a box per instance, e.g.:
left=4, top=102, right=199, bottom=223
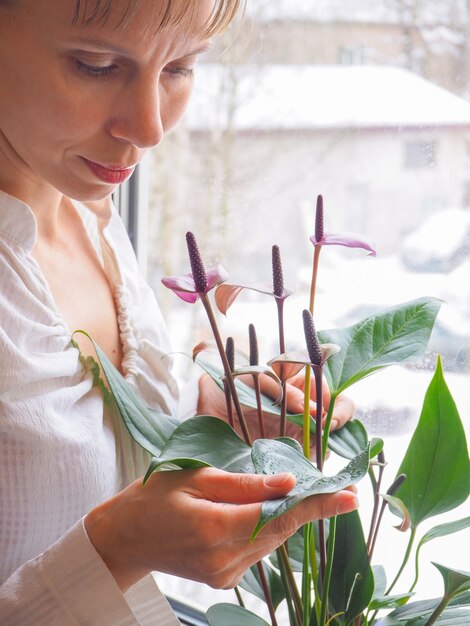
left=144, top=0, right=470, bottom=616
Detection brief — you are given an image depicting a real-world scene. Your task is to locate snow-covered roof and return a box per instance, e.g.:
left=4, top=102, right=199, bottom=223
left=185, top=65, right=470, bottom=131
left=246, top=0, right=466, bottom=26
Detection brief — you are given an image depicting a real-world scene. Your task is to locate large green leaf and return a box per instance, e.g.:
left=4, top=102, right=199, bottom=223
left=206, top=603, right=269, bottom=626
left=146, top=415, right=254, bottom=475
left=73, top=331, right=179, bottom=457
left=239, top=561, right=285, bottom=610
left=318, top=297, right=442, bottom=395
left=328, top=510, right=374, bottom=624
left=251, top=440, right=370, bottom=539
left=394, top=358, right=470, bottom=528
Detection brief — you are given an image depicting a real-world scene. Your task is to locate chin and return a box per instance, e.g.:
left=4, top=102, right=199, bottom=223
left=53, top=178, right=116, bottom=219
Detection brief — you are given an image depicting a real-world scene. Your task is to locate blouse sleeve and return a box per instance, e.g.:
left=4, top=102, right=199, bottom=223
left=0, top=519, right=180, bottom=626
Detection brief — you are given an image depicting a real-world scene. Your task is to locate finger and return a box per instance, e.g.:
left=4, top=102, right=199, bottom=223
left=186, top=467, right=297, bottom=504
left=219, top=489, right=359, bottom=542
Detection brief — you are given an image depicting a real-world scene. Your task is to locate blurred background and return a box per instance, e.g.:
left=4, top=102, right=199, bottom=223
left=145, top=0, right=470, bottom=418
left=137, top=0, right=470, bottom=616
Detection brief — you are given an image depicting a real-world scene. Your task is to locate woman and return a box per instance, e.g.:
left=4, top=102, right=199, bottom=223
left=0, top=1, right=358, bottom=624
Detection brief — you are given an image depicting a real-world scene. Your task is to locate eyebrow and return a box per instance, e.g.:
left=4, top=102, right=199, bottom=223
left=66, top=38, right=213, bottom=57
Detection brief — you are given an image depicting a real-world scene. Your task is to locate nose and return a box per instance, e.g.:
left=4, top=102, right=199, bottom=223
left=108, top=73, right=165, bottom=149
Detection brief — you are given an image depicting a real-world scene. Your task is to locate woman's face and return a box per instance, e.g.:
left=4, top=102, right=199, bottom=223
left=0, top=0, right=213, bottom=201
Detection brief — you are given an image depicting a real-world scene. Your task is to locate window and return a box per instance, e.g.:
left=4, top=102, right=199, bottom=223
left=339, top=45, right=366, bottom=65
left=404, top=140, right=438, bottom=169
left=132, top=0, right=470, bottom=619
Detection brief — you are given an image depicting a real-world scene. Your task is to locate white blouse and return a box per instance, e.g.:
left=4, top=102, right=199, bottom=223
left=0, top=190, right=181, bottom=625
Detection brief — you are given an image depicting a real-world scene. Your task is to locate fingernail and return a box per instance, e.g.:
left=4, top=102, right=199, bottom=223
left=330, top=419, right=339, bottom=431
left=337, top=495, right=359, bottom=515
left=265, top=473, right=294, bottom=488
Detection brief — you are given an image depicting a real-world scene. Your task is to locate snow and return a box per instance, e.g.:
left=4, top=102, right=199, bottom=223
left=401, top=208, right=470, bottom=271
left=246, top=0, right=468, bottom=26
left=187, top=65, right=470, bottom=131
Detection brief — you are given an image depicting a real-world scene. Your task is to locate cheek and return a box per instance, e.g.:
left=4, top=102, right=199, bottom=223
left=161, top=80, right=194, bottom=133
left=4, top=71, right=98, bottom=151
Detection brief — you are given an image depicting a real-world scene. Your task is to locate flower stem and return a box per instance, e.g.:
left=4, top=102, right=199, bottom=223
left=279, top=544, right=303, bottom=625
left=368, top=499, right=387, bottom=564
left=409, top=542, right=421, bottom=593
left=423, top=596, right=451, bottom=626
left=321, top=396, right=336, bottom=464
left=386, top=527, right=417, bottom=595
left=309, top=246, right=322, bottom=314
left=276, top=298, right=287, bottom=437
left=319, top=516, right=337, bottom=626
left=256, top=562, right=279, bottom=626
left=312, top=366, right=323, bottom=473
left=310, top=525, right=322, bottom=624
left=252, top=375, right=266, bottom=438
left=303, top=367, right=312, bottom=458
left=366, top=454, right=385, bottom=555
left=311, top=364, right=326, bottom=582
left=234, top=586, right=245, bottom=607
left=302, top=241, right=323, bottom=622
left=200, top=294, right=252, bottom=445
left=302, top=524, right=312, bottom=625
left=277, top=548, right=300, bottom=626
left=223, top=381, right=235, bottom=429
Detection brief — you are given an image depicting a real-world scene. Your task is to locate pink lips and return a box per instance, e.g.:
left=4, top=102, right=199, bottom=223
left=83, top=158, right=136, bottom=184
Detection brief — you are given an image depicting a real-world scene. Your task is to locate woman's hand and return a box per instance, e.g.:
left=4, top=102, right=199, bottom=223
left=197, top=371, right=354, bottom=442
left=84, top=468, right=358, bottom=592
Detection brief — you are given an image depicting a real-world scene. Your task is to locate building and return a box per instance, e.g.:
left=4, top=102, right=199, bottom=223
left=171, top=64, right=470, bottom=269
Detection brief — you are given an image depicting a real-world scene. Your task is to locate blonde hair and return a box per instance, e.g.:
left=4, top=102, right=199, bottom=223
left=72, top=0, right=244, bottom=36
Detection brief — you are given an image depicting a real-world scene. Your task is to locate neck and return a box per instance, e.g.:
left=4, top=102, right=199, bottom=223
left=0, top=133, right=66, bottom=243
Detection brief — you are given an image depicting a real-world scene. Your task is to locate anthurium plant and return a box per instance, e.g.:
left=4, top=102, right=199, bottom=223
left=77, top=195, right=470, bottom=626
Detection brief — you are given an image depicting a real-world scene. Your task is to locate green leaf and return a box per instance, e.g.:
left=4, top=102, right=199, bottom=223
left=239, top=561, right=285, bottom=610
left=372, top=565, right=388, bottom=599
left=328, top=510, right=374, bottom=624
left=318, top=297, right=442, bottom=395
left=378, top=608, right=470, bottom=625
left=250, top=440, right=369, bottom=539
left=419, top=517, right=470, bottom=549
left=287, top=416, right=382, bottom=460
left=73, top=331, right=179, bottom=457
left=146, top=415, right=254, bottom=475
left=329, top=420, right=378, bottom=460
left=395, top=357, right=470, bottom=527
left=378, top=593, right=470, bottom=625
left=276, top=436, right=305, bottom=455
left=413, top=517, right=470, bottom=585
left=433, top=564, right=470, bottom=599
left=206, top=603, right=269, bottom=626
left=369, top=592, right=414, bottom=610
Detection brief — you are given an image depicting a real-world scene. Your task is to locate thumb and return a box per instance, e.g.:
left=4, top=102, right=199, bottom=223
left=195, top=468, right=297, bottom=504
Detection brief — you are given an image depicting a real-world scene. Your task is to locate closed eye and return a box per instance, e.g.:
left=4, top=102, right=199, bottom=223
left=163, top=65, right=195, bottom=79
left=74, top=58, right=118, bottom=78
